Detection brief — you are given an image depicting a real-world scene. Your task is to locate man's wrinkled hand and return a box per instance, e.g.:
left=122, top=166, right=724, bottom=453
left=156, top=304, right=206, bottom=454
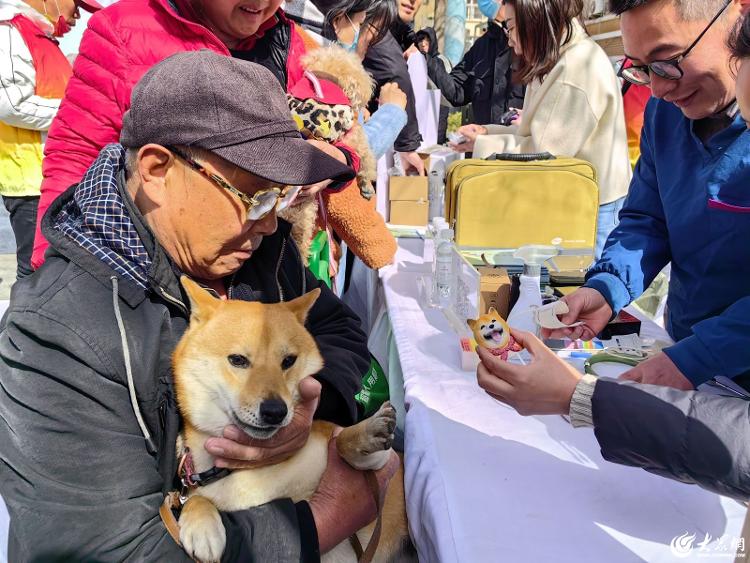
left=476, top=329, right=582, bottom=416
left=204, top=377, right=321, bottom=469
left=309, top=434, right=399, bottom=553
left=619, top=352, right=694, bottom=391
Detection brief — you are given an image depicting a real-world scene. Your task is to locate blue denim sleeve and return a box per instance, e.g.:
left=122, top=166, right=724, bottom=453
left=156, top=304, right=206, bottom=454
left=362, top=104, right=408, bottom=160
left=584, top=103, right=671, bottom=313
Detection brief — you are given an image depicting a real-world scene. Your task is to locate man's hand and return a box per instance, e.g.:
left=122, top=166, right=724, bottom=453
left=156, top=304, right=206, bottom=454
left=204, top=377, right=321, bottom=469
left=541, top=287, right=613, bottom=341
left=379, top=82, right=407, bottom=110
left=476, top=330, right=582, bottom=416
left=619, top=352, right=694, bottom=390
left=309, top=435, right=399, bottom=553
left=398, top=151, right=426, bottom=176
left=449, top=124, right=488, bottom=153
left=295, top=140, right=349, bottom=201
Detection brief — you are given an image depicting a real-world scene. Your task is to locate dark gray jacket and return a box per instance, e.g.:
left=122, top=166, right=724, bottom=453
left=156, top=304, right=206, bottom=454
left=593, top=380, right=750, bottom=501
left=363, top=31, right=422, bottom=153
left=423, top=23, right=524, bottom=126
left=0, top=157, right=370, bottom=561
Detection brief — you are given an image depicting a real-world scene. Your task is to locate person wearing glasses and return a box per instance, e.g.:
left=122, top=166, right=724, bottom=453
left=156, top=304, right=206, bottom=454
left=29, top=0, right=361, bottom=272
left=450, top=0, right=632, bottom=259
left=545, top=0, right=750, bottom=394
left=0, top=52, right=398, bottom=561
left=474, top=6, right=750, bottom=534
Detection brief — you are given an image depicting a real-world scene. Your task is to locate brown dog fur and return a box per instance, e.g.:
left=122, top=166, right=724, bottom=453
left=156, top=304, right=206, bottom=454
left=172, top=277, right=412, bottom=562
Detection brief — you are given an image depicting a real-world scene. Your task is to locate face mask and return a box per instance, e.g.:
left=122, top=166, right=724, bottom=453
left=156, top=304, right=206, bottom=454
left=477, top=0, right=499, bottom=20
left=42, top=0, right=71, bottom=37
left=336, top=14, right=360, bottom=53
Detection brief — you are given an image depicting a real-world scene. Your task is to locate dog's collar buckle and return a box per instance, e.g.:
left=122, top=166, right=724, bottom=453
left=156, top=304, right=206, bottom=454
left=178, top=448, right=233, bottom=492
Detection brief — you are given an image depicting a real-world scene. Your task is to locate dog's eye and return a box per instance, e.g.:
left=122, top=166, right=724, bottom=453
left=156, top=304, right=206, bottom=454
left=227, top=354, right=250, bottom=368
left=480, top=325, right=485, bottom=330
left=281, top=355, right=297, bottom=370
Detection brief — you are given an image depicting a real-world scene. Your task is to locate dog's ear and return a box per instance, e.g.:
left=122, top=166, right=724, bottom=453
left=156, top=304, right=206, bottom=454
left=467, top=318, right=477, bottom=330
left=488, top=307, right=499, bottom=317
left=180, top=276, right=219, bottom=324
left=285, top=288, right=321, bottom=324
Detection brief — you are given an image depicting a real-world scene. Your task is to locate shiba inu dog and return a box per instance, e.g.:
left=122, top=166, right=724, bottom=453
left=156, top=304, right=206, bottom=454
left=172, top=277, right=412, bottom=563
left=467, top=308, right=522, bottom=361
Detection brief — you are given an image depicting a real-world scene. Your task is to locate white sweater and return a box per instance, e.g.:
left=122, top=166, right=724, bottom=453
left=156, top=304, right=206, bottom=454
left=473, top=21, right=632, bottom=205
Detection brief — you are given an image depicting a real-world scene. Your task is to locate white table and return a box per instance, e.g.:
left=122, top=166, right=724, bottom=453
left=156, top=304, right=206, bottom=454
left=375, top=239, right=746, bottom=563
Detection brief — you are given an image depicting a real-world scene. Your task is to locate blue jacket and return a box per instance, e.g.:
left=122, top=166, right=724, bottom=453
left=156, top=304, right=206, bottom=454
left=585, top=98, right=750, bottom=387
left=362, top=103, right=408, bottom=160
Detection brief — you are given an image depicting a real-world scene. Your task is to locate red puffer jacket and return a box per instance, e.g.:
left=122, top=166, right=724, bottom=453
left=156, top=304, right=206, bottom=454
left=32, top=0, right=313, bottom=269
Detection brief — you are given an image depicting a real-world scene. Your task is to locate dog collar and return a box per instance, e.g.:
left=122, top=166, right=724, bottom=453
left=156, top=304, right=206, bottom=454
left=178, top=448, right=233, bottom=490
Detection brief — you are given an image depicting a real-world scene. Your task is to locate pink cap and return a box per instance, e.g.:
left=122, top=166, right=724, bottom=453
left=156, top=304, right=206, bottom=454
left=288, top=71, right=350, bottom=106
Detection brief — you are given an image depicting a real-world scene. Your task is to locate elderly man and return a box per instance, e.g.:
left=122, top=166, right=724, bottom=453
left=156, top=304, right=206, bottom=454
left=0, top=52, right=395, bottom=561
left=540, top=0, right=750, bottom=391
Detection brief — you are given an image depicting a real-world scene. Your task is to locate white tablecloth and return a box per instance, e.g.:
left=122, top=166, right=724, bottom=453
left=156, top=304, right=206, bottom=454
left=378, top=239, right=746, bottom=563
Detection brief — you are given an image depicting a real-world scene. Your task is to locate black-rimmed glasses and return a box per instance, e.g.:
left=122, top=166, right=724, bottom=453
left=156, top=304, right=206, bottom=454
left=619, top=0, right=731, bottom=86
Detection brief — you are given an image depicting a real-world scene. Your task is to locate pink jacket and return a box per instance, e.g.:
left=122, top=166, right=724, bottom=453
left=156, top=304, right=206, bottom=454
left=32, top=0, right=311, bottom=268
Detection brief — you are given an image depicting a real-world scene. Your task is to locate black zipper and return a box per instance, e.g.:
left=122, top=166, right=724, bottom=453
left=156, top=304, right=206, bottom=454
left=276, top=239, right=286, bottom=302
left=158, top=286, right=189, bottom=315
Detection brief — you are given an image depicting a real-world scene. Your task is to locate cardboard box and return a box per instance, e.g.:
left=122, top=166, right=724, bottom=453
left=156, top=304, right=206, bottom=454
left=477, top=267, right=511, bottom=318
left=389, top=176, right=429, bottom=226
left=389, top=176, right=428, bottom=201
left=390, top=201, right=428, bottom=226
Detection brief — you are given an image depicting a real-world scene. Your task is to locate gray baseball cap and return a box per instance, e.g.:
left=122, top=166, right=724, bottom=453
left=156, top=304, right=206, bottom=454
left=120, top=50, right=356, bottom=186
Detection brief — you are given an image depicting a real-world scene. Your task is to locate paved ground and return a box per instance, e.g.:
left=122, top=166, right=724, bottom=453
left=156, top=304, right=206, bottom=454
left=0, top=214, right=10, bottom=562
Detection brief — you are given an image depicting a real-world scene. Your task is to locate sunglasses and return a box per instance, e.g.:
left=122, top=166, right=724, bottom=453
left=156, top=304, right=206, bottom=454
left=619, top=0, right=731, bottom=86
left=169, top=147, right=301, bottom=221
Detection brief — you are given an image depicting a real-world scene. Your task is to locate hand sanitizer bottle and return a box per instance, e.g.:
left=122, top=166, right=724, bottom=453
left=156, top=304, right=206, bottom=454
left=506, top=245, right=559, bottom=334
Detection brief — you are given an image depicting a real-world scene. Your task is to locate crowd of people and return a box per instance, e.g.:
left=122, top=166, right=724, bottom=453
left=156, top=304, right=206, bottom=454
left=0, top=0, right=749, bottom=559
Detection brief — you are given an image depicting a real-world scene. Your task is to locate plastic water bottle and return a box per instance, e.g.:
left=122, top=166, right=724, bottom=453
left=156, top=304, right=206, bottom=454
left=424, top=216, right=448, bottom=263
left=428, top=170, right=444, bottom=221
left=434, top=228, right=455, bottom=309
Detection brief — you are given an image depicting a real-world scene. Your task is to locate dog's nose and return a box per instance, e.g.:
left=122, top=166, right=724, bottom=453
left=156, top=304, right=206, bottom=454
left=259, top=399, right=288, bottom=425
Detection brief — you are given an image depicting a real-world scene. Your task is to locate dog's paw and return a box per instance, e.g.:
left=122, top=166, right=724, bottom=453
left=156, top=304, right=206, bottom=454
left=179, top=497, right=226, bottom=563
left=362, top=401, right=397, bottom=455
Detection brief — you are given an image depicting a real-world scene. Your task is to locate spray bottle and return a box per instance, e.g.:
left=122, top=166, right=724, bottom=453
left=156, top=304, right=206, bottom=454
left=506, top=245, right=559, bottom=334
